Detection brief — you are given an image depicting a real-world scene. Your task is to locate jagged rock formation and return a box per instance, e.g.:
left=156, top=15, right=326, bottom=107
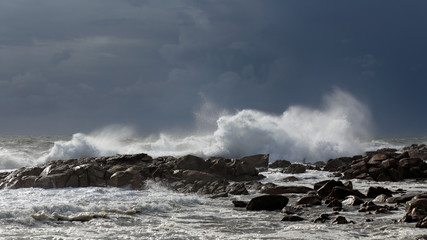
left=0, top=153, right=268, bottom=195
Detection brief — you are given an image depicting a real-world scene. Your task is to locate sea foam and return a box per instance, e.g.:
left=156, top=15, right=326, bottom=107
left=39, top=88, right=372, bottom=163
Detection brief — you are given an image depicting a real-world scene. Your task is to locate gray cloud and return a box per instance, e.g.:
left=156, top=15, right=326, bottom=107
left=0, top=0, right=426, bottom=135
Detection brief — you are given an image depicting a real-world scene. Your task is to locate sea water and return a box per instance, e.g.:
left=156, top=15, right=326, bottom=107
left=0, top=134, right=426, bottom=239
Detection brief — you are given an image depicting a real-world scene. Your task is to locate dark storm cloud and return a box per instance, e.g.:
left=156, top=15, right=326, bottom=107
left=0, top=0, right=426, bottom=134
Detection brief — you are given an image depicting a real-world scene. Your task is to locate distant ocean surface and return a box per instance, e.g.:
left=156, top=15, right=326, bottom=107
left=0, top=133, right=426, bottom=239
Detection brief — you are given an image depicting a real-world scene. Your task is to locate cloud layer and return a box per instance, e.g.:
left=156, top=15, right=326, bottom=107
left=0, top=0, right=426, bottom=134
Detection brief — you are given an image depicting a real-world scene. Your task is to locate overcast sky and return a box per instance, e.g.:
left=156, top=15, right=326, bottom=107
left=0, top=0, right=426, bottom=135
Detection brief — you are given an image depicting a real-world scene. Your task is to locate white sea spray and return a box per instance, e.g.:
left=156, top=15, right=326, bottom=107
left=37, top=88, right=372, bottom=164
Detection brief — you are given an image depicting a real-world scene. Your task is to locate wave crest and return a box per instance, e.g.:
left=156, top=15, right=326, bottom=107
left=39, top=88, right=372, bottom=163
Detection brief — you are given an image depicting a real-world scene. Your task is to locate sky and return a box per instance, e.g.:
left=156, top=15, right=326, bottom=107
left=0, top=0, right=426, bottom=135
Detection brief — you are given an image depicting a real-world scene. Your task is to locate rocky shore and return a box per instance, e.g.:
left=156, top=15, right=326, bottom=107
left=0, top=144, right=426, bottom=228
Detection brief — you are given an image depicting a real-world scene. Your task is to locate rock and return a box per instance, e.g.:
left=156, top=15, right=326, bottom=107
left=281, top=206, right=303, bottom=215
left=281, top=215, right=305, bottom=221
left=368, top=154, right=389, bottom=165
left=175, top=155, right=209, bottom=171
left=332, top=216, right=353, bottom=224
left=209, top=192, right=228, bottom=199
left=387, top=194, right=417, bottom=203
left=108, top=171, right=136, bottom=188
left=367, top=186, right=393, bottom=198
left=314, top=180, right=331, bottom=191
left=246, top=195, right=289, bottom=211
left=269, top=160, right=291, bottom=169
left=260, top=185, right=312, bottom=194
left=313, top=213, right=331, bottom=223
left=405, top=198, right=427, bottom=213
left=296, top=195, right=322, bottom=206
left=416, top=217, right=427, bottom=228
left=245, top=181, right=263, bottom=191
left=326, top=186, right=366, bottom=200
left=283, top=164, right=306, bottom=174
left=372, top=194, right=388, bottom=203
left=197, top=180, right=228, bottom=195
left=342, top=195, right=364, bottom=206
left=316, top=180, right=345, bottom=198
left=239, top=154, right=269, bottom=169
left=280, top=176, right=299, bottom=182
left=227, top=182, right=249, bottom=195
left=323, top=157, right=353, bottom=172
left=326, top=199, right=342, bottom=208
left=232, top=200, right=248, bottom=208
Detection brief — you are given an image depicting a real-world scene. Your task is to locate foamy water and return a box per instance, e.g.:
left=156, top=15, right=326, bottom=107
left=1, top=173, right=426, bottom=239
left=0, top=89, right=377, bottom=170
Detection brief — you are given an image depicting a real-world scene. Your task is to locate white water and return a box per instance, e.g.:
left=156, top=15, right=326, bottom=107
left=33, top=89, right=373, bottom=166
left=1, top=172, right=426, bottom=239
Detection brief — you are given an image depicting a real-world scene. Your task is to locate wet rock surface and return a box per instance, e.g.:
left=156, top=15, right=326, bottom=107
left=0, top=153, right=266, bottom=195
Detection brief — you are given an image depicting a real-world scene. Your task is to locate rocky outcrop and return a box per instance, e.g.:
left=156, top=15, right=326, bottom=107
left=324, top=148, right=427, bottom=182
left=0, top=153, right=267, bottom=195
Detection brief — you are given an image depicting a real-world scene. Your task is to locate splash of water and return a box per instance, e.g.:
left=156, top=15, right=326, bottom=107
left=39, top=88, right=372, bottom=163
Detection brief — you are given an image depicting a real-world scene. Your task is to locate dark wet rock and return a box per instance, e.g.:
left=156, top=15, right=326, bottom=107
left=283, top=164, right=306, bottom=174
left=232, top=200, right=248, bottom=208
left=209, top=192, right=228, bottom=199
left=403, top=144, right=427, bottom=160
left=314, top=180, right=330, bottom=191
left=296, top=195, right=322, bottom=206
left=406, top=198, right=427, bottom=214
left=280, top=176, right=299, bottom=182
left=386, top=194, right=417, bottom=203
left=313, top=213, right=331, bottom=223
left=226, top=182, right=249, bottom=195
left=332, top=216, right=354, bottom=224
left=246, top=195, right=289, bottom=211
left=327, top=145, right=427, bottom=182
left=269, top=160, right=291, bottom=169
left=239, top=154, right=270, bottom=169
left=326, top=186, right=366, bottom=200
left=0, top=153, right=266, bottom=195
left=281, top=215, right=305, bottom=221
left=366, top=186, right=393, bottom=198
left=260, top=185, right=312, bottom=194
left=342, top=195, right=364, bottom=206
left=316, top=180, right=345, bottom=198
left=244, top=181, right=263, bottom=191
left=323, top=157, right=353, bottom=172
left=326, top=199, right=342, bottom=208
left=175, top=155, right=209, bottom=171
left=416, top=217, right=427, bottom=228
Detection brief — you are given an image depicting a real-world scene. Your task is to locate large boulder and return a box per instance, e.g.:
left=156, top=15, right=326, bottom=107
left=246, top=195, right=289, bottom=211
left=323, top=157, right=353, bottom=172
left=239, top=154, right=269, bottom=169
left=269, top=160, right=291, bottom=169
left=316, top=180, right=345, bottom=198
left=366, top=186, right=393, bottom=198
left=283, top=164, right=306, bottom=174
left=175, top=155, right=209, bottom=171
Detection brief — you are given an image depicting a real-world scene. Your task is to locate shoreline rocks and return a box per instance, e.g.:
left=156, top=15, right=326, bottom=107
left=1, top=144, right=426, bottom=228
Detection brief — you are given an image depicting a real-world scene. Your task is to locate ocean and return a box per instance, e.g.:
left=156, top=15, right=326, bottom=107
left=0, top=132, right=426, bottom=239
